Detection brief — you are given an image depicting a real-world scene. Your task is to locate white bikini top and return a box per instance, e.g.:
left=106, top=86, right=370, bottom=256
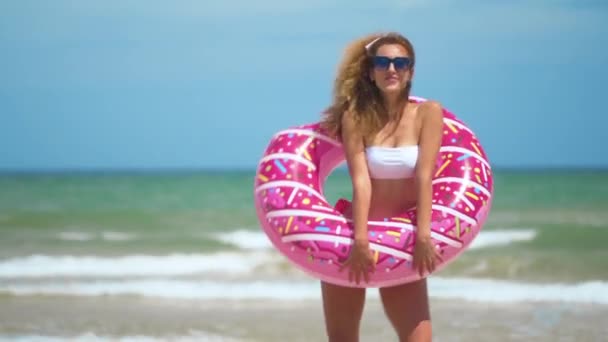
left=365, top=145, right=419, bottom=179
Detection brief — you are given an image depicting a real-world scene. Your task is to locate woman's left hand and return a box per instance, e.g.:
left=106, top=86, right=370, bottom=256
left=412, top=234, right=443, bottom=277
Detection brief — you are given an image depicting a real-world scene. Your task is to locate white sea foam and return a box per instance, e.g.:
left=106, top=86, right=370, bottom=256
left=212, top=230, right=273, bottom=250
left=1, top=278, right=607, bottom=304
left=0, top=229, right=535, bottom=279
left=469, top=229, right=536, bottom=249
left=429, top=277, right=608, bottom=304
left=58, top=231, right=95, bottom=241
left=58, top=231, right=136, bottom=242
left=3, top=227, right=598, bottom=305
left=0, top=252, right=275, bottom=278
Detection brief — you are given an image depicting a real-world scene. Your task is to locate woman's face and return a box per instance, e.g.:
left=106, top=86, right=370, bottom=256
left=370, top=43, right=413, bottom=95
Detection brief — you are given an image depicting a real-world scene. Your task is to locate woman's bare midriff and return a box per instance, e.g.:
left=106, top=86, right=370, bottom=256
left=368, top=178, right=417, bottom=220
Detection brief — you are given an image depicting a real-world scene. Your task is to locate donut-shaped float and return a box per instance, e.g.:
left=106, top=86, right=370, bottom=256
left=253, top=96, right=494, bottom=288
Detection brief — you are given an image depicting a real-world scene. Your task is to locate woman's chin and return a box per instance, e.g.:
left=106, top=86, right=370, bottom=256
left=379, top=85, right=404, bottom=96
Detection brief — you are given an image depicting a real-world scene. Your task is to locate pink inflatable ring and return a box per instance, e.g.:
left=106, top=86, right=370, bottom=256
left=254, top=96, right=494, bottom=288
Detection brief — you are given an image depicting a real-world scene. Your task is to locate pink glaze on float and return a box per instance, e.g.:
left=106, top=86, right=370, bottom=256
left=254, top=96, right=494, bottom=288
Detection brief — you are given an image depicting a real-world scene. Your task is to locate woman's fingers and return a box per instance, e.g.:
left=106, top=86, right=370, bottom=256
left=368, top=256, right=377, bottom=273
left=436, top=250, right=444, bottom=263
left=362, top=266, right=370, bottom=284
left=416, top=258, right=432, bottom=277
left=339, top=258, right=350, bottom=273
left=429, top=250, right=443, bottom=273
left=340, top=250, right=377, bottom=285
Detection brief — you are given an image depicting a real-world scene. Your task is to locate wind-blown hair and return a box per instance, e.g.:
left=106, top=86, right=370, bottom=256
left=320, top=32, right=416, bottom=141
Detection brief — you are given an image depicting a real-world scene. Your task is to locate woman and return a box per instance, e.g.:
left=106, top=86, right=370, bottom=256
left=320, top=32, right=444, bottom=342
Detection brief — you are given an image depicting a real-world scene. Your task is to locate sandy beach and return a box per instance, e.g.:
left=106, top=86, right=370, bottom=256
left=1, top=294, right=606, bottom=341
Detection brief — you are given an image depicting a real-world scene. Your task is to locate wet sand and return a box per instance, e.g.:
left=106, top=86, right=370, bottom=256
left=1, top=295, right=606, bottom=341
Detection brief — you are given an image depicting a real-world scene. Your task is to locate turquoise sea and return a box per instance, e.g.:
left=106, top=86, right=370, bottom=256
left=1, top=169, right=607, bottom=341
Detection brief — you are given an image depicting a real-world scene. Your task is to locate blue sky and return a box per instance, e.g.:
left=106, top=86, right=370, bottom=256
left=1, top=0, right=607, bottom=170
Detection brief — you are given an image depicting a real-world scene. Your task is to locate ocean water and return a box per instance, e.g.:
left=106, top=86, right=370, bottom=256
left=1, top=169, right=607, bottom=340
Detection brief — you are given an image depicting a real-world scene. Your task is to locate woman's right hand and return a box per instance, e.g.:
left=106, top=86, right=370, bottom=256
left=412, top=234, right=443, bottom=277
left=340, top=238, right=376, bottom=285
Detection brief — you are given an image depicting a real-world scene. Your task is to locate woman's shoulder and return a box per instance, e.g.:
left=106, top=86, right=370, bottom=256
left=416, top=99, right=442, bottom=113
left=414, top=100, right=443, bottom=124
left=340, top=110, right=361, bottom=137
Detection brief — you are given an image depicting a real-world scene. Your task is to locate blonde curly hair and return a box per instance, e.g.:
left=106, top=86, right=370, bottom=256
left=320, top=32, right=416, bottom=141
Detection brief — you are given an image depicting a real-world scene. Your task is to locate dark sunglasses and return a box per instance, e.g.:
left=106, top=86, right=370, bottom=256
left=372, top=56, right=412, bottom=71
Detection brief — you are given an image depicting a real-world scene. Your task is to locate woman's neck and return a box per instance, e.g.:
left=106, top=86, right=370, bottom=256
left=384, top=94, right=402, bottom=119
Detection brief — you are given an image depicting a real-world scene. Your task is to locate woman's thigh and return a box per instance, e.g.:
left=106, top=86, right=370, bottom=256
left=321, top=281, right=367, bottom=342
left=379, top=279, right=432, bottom=342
